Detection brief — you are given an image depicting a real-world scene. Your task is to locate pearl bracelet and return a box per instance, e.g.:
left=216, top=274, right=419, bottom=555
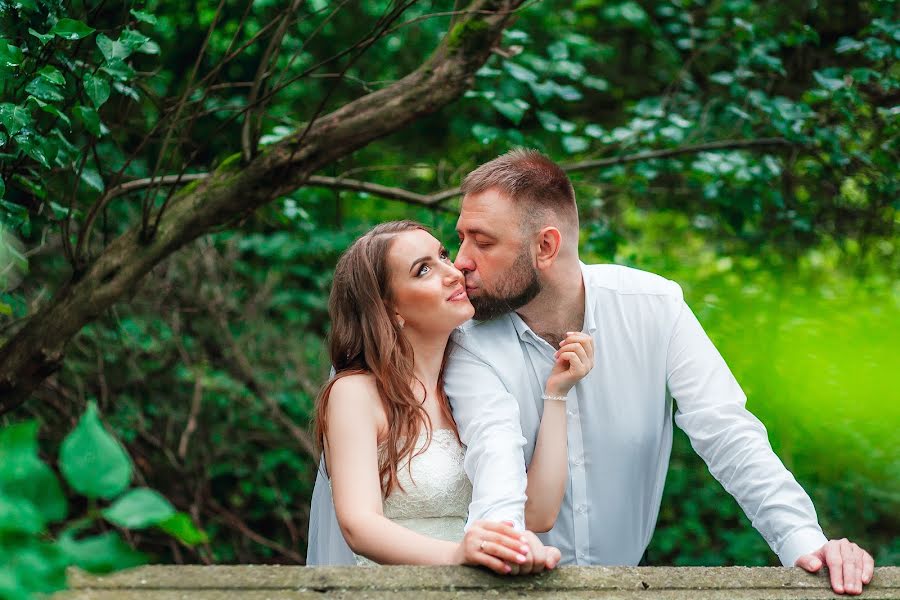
left=542, top=393, right=567, bottom=402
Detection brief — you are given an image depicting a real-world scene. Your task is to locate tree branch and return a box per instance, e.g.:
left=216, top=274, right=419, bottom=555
left=0, top=0, right=526, bottom=414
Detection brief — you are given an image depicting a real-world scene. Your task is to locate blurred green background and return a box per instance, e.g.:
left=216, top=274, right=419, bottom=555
left=0, top=0, right=897, bottom=581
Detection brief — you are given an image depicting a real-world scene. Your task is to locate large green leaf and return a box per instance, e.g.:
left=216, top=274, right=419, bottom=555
left=73, top=105, right=101, bottom=136
left=83, top=73, right=111, bottom=108
left=0, top=103, right=32, bottom=136
left=0, top=40, right=24, bottom=67
left=50, top=18, right=96, bottom=40
left=58, top=530, right=146, bottom=573
left=59, top=402, right=133, bottom=500
left=0, top=421, right=67, bottom=522
left=102, top=488, right=175, bottom=529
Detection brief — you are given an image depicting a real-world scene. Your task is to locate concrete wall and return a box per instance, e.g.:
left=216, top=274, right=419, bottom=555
left=58, top=565, right=899, bottom=599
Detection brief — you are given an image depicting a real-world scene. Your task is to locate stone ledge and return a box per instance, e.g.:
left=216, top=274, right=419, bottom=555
left=58, top=566, right=899, bottom=599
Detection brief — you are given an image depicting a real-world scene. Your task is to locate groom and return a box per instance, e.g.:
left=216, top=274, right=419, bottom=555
left=443, top=149, right=874, bottom=594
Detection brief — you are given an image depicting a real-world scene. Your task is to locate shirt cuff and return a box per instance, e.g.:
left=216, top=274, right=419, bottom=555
left=777, top=526, right=829, bottom=567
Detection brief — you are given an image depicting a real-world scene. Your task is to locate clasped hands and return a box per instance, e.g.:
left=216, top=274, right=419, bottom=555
left=457, top=520, right=560, bottom=575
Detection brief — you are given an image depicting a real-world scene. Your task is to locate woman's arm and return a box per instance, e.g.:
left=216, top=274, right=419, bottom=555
left=524, top=332, right=594, bottom=533
left=326, top=374, right=529, bottom=572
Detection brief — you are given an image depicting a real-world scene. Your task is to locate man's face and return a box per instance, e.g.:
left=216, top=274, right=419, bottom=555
left=454, top=189, right=541, bottom=321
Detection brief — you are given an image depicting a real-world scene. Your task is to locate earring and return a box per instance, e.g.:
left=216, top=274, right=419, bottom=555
left=397, top=318, right=405, bottom=329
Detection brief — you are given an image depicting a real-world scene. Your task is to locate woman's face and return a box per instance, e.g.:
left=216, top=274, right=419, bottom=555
left=387, top=229, right=474, bottom=336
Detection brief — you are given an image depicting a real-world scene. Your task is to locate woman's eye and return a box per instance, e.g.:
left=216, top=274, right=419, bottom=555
left=417, top=264, right=431, bottom=276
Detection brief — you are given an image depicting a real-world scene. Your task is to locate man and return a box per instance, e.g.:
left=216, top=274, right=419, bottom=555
left=444, top=148, right=874, bottom=595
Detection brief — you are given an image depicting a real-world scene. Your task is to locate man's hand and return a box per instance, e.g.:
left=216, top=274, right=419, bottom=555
left=507, top=528, right=561, bottom=575
left=795, top=538, right=875, bottom=595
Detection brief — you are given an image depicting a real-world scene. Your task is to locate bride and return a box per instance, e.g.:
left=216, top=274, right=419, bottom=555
left=312, top=220, right=593, bottom=572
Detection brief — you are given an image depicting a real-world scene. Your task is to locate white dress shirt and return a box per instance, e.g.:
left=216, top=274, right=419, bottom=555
left=444, top=262, right=827, bottom=567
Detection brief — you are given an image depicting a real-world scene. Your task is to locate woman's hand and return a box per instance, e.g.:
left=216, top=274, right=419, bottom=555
left=545, top=331, right=595, bottom=398
left=453, top=520, right=532, bottom=574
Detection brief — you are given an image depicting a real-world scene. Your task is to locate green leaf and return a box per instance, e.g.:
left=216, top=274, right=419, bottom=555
left=102, top=488, right=176, bottom=529
left=562, top=135, right=589, bottom=154
left=537, top=110, right=576, bottom=133
left=50, top=18, right=96, bottom=40
left=27, top=97, right=71, bottom=129
left=582, top=75, right=609, bottom=91
left=16, top=133, right=58, bottom=169
left=96, top=33, right=131, bottom=61
left=130, top=9, right=158, bottom=25
left=835, top=37, right=864, bottom=54
left=547, top=41, right=568, bottom=60
left=504, top=61, right=538, bottom=82
left=710, top=71, right=734, bottom=85
left=554, top=83, right=583, bottom=101
left=0, top=40, right=24, bottom=67
left=0, top=421, right=66, bottom=522
left=0, top=496, right=44, bottom=534
left=73, top=105, right=101, bottom=136
left=491, top=98, right=529, bottom=125
left=28, top=28, right=54, bottom=45
left=80, top=168, right=104, bottom=192
left=59, top=401, right=133, bottom=499
left=38, top=66, right=66, bottom=86
left=158, top=512, right=209, bottom=545
left=101, top=58, right=136, bottom=82
left=83, top=73, right=111, bottom=108
left=813, top=70, right=845, bottom=91
left=0, top=102, right=32, bottom=135
left=119, top=29, right=157, bottom=54
left=58, top=530, right=146, bottom=573
left=25, top=76, right=64, bottom=102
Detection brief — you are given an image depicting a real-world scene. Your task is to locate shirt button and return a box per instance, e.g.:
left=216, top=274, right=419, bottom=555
left=576, top=504, right=587, bottom=514
left=567, top=409, right=576, bottom=417
left=573, top=457, right=583, bottom=466
left=577, top=551, right=587, bottom=561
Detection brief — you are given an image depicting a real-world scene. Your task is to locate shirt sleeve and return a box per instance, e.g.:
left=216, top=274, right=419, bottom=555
left=666, top=299, right=827, bottom=566
left=445, top=338, right=528, bottom=531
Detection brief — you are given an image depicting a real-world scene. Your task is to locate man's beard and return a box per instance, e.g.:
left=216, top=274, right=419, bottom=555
left=470, top=252, right=541, bottom=321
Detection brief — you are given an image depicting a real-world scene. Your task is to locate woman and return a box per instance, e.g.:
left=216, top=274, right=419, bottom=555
left=313, top=221, right=593, bottom=572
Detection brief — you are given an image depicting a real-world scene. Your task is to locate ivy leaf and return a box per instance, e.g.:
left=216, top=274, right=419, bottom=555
left=0, top=421, right=68, bottom=523
left=50, top=18, right=96, bottom=40
left=491, top=98, right=530, bottom=125
left=83, top=73, right=111, bottom=108
left=101, top=58, right=136, bottom=82
left=710, top=72, right=734, bottom=85
left=26, top=97, right=72, bottom=129
left=562, top=135, right=589, bottom=154
left=554, top=83, right=583, bottom=101
left=835, top=37, right=865, bottom=54
left=0, top=40, right=24, bottom=67
left=119, top=29, right=157, bottom=54
left=59, top=401, right=133, bottom=500
left=38, top=66, right=66, bottom=86
left=73, top=105, right=101, bottom=136
left=102, top=488, right=176, bottom=529
left=25, top=77, right=65, bottom=102
left=504, top=61, right=538, bottom=83
left=537, top=110, right=576, bottom=133
left=58, top=530, right=146, bottom=574
left=96, top=33, right=132, bottom=61
left=0, top=104, right=32, bottom=136
left=28, top=28, right=54, bottom=45
left=130, top=9, right=158, bottom=25
left=582, top=75, right=609, bottom=91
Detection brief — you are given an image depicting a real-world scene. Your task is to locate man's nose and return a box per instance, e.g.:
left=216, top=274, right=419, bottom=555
left=454, top=245, right=475, bottom=273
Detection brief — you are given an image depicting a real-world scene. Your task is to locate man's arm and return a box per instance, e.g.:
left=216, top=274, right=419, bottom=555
left=666, top=299, right=873, bottom=594
left=445, top=339, right=528, bottom=531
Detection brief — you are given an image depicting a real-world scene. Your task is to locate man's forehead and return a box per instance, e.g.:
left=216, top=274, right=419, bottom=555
left=456, top=190, right=516, bottom=234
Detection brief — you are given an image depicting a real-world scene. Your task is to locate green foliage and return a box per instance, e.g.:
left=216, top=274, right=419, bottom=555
left=0, top=0, right=895, bottom=572
left=0, top=403, right=206, bottom=599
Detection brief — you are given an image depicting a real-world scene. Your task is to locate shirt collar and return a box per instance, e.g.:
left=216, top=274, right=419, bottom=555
left=509, top=262, right=598, bottom=341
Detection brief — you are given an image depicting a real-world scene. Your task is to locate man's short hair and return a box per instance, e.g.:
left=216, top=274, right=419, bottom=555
left=461, top=148, right=578, bottom=235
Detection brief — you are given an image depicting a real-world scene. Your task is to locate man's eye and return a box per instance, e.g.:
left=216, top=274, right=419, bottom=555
left=439, top=249, right=450, bottom=261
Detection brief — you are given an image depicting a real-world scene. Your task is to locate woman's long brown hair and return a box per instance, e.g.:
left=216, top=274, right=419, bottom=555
left=313, top=221, right=460, bottom=498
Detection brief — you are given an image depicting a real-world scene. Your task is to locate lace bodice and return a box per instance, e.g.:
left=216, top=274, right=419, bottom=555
left=356, top=428, right=471, bottom=566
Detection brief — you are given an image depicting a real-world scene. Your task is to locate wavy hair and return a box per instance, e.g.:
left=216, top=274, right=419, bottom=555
left=313, top=221, right=459, bottom=497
